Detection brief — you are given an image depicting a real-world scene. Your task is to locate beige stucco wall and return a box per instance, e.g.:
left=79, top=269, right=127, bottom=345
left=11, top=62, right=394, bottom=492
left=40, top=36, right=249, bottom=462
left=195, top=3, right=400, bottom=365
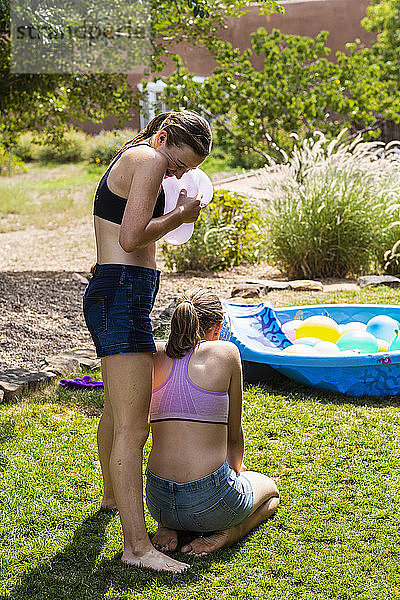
left=78, top=0, right=376, bottom=133
left=175, top=0, right=375, bottom=76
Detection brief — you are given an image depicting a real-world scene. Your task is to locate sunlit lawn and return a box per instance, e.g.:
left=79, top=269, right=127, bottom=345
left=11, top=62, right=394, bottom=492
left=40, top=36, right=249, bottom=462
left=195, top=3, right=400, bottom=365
left=1, top=287, right=400, bottom=599
left=0, top=155, right=239, bottom=233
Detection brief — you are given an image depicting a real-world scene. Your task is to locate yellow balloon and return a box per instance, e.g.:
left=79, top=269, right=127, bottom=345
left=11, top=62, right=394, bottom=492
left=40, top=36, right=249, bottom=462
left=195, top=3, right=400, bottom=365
left=296, top=315, right=340, bottom=343
left=377, top=339, right=390, bottom=352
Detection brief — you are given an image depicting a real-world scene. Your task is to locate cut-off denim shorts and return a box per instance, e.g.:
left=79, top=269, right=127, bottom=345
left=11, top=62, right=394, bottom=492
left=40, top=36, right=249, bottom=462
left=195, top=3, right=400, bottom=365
left=83, top=263, right=160, bottom=358
left=145, top=461, right=254, bottom=533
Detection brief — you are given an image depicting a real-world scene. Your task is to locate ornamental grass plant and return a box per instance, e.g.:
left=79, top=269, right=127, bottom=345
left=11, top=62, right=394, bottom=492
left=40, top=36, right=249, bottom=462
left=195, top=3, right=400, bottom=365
left=264, top=130, right=400, bottom=278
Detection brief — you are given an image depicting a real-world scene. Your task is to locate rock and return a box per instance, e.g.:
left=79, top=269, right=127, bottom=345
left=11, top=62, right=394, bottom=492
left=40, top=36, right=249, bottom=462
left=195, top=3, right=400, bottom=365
left=0, top=380, right=23, bottom=400
left=78, top=357, right=101, bottom=370
left=228, top=297, right=258, bottom=304
left=0, top=368, right=51, bottom=400
left=72, top=272, right=89, bottom=285
left=231, top=284, right=262, bottom=298
left=40, top=369, right=58, bottom=380
left=40, top=356, right=80, bottom=376
left=358, top=275, right=400, bottom=288
left=69, top=348, right=97, bottom=359
left=151, top=299, right=178, bottom=336
left=246, top=279, right=291, bottom=291
left=158, top=299, right=179, bottom=321
left=289, top=280, right=323, bottom=292
left=0, top=389, right=4, bottom=403
left=52, top=350, right=100, bottom=370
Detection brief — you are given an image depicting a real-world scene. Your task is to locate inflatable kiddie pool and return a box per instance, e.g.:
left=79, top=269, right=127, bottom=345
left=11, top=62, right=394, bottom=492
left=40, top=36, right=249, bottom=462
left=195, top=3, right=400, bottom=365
left=221, top=301, right=400, bottom=397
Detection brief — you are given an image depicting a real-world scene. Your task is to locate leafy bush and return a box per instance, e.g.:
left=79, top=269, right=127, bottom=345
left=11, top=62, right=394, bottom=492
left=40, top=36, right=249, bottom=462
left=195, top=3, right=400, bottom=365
left=14, top=132, right=41, bottom=162
left=263, top=130, right=400, bottom=278
left=36, top=128, right=89, bottom=163
left=0, top=146, right=27, bottom=176
left=161, top=189, right=265, bottom=271
left=87, top=129, right=137, bottom=165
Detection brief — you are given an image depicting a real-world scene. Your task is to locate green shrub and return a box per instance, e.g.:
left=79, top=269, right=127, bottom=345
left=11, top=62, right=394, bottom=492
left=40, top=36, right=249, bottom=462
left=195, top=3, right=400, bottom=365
left=0, top=146, right=27, bottom=176
left=161, top=189, right=265, bottom=271
left=263, top=131, right=400, bottom=278
left=87, top=129, right=137, bottom=165
left=14, top=132, right=41, bottom=162
left=36, top=128, right=89, bottom=163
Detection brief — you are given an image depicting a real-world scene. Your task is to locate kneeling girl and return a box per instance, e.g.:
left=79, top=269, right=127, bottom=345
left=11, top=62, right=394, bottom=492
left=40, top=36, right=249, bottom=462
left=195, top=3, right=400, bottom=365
left=146, top=289, right=279, bottom=556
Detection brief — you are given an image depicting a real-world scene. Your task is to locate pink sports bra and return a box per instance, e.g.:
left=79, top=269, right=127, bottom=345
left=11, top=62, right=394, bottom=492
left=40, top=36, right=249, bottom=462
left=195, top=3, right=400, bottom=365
left=150, top=343, right=229, bottom=425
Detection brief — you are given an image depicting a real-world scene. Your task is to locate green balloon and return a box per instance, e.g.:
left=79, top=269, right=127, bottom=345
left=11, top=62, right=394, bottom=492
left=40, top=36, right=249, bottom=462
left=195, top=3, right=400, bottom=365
left=390, top=330, right=400, bottom=351
left=337, top=331, right=379, bottom=353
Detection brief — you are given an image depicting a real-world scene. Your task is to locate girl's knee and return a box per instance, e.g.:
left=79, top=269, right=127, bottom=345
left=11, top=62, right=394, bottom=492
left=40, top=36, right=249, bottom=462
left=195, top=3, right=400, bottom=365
left=243, top=471, right=279, bottom=500
left=113, top=422, right=150, bottom=448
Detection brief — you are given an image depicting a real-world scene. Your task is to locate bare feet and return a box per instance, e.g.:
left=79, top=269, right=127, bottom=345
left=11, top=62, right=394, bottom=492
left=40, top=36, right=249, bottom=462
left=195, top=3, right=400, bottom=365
left=181, top=496, right=280, bottom=557
left=100, top=496, right=117, bottom=512
left=181, top=530, right=231, bottom=557
left=152, top=526, right=178, bottom=552
left=121, top=547, right=189, bottom=573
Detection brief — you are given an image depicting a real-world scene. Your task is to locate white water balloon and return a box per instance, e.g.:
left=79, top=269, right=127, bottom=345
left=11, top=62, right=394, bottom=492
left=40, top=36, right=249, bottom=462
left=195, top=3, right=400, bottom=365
left=161, top=168, right=214, bottom=245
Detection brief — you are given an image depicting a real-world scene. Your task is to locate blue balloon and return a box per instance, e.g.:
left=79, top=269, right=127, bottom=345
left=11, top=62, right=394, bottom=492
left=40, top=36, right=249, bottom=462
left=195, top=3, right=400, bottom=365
left=366, top=315, right=399, bottom=343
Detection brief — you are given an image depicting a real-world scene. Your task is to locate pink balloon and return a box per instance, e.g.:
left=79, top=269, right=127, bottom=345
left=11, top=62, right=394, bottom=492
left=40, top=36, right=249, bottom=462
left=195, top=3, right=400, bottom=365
left=161, top=168, right=213, bottom=245
left=281, top=319, right=302, bottom=342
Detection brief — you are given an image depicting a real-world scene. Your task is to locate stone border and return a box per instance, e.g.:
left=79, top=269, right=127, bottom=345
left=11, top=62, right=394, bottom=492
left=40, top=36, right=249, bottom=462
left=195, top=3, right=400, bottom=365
left=0, top=348, right=101, bottom=402
left=0, top=301, right=179, bottom=403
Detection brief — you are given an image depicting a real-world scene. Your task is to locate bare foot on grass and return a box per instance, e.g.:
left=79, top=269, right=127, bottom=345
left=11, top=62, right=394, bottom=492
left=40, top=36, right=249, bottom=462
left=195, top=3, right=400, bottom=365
left=121, top=547, right=189, bottom=573
left=152, top=526, right=178, bottom=552
left=181, top=496, right=279, bottom=557
left=181, top=531, right=231, bottom=557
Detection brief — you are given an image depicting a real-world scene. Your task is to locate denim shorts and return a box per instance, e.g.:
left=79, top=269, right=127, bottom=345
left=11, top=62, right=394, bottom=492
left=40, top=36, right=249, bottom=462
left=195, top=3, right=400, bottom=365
left=83, top=263, right=160, bottom=358
left=145, top=461, right=254, bottom=533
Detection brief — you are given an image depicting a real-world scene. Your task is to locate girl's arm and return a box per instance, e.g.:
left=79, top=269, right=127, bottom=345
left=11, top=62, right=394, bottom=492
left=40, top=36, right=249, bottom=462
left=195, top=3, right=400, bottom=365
left=119, top=150, right=200, bottom=252
left=226, top=344, right=245, bottom=473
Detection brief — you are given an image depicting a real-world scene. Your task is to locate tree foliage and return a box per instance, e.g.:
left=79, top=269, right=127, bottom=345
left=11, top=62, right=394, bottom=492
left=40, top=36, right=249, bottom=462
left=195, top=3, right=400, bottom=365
left=0, top=0, right=280, bottom=147
left=159, top=28, right=400, bottom=162
left=362, top=0, right=400, bottom=81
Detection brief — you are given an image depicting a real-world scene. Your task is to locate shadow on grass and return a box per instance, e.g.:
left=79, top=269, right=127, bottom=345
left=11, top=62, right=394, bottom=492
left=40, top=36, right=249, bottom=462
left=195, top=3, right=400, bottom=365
left=247, top=369, right=400, bottom=409
left=1, top=510, right=241, bottom=599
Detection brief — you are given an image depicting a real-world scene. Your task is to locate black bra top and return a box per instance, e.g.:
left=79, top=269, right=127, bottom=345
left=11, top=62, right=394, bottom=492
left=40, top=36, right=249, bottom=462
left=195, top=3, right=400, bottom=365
left=93, top=142, right=165, bottom=225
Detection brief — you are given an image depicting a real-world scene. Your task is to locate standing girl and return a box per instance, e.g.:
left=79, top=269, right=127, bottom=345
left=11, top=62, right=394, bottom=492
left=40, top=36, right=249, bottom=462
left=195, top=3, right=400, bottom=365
left=83, top=111, right=212, bottom=572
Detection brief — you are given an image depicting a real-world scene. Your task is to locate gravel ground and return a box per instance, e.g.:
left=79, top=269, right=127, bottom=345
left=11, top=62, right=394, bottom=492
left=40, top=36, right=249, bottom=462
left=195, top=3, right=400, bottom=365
left=0, top=262, right=280, bottom=372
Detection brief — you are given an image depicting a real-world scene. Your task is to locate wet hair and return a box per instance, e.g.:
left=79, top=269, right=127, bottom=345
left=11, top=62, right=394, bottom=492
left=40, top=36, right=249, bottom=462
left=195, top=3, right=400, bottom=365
left=165, top=288, right=224, bottom=359
left=113, top=110, right=212, bottom=161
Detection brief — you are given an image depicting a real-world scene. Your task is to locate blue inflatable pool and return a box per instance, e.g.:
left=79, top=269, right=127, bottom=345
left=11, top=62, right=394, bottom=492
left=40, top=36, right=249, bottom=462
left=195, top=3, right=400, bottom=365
left=222, top=301, right=400, bottom=397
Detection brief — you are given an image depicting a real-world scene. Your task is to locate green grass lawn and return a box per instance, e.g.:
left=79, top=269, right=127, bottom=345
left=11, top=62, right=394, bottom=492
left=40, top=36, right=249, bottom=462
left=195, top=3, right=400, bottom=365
left=2, top=284, right=400, bottom=599
left=0, top=156, right=238, bottom=233
left=0, top=164, right=104, bottom=232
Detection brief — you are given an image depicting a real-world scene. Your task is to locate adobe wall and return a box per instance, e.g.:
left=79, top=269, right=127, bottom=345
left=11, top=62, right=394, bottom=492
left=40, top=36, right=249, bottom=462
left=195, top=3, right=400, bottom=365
left=174, top=0, right=376, bottom=77
left=78, top=0, right=376, bottom=133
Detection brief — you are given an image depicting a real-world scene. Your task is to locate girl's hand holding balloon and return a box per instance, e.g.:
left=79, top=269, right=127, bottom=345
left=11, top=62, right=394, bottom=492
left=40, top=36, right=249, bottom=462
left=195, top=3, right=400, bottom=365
left=162, top=168, right=213, bottom=245
left=175, top=189, right=202, bottom=223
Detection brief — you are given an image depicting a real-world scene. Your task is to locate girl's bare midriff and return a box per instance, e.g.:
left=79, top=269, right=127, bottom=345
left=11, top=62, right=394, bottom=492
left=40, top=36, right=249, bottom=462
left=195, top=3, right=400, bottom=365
left=94, top=216, right=157, bottom=269
left=148, top=421, right=228, bottom=482
left=94, top=145, right=158, bottom=269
